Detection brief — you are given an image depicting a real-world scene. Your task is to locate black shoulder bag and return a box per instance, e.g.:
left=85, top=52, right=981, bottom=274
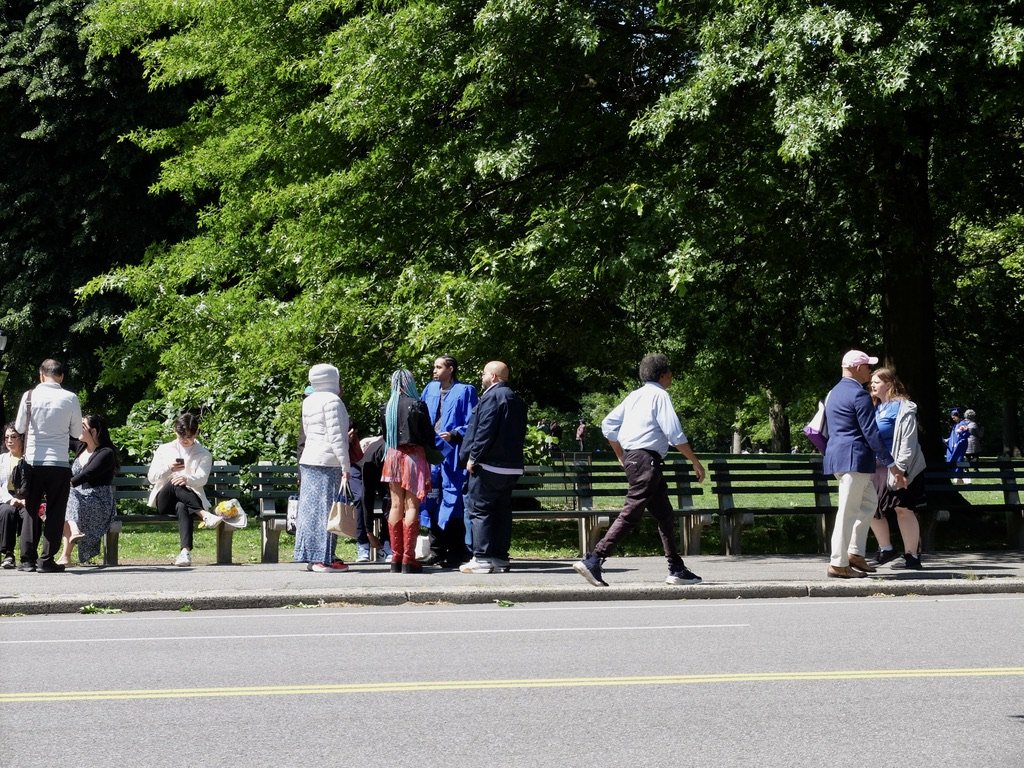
left=11, top=392, right=32, bottom=499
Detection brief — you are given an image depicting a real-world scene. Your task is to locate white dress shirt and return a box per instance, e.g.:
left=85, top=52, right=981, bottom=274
left=601, top=382, right=688, bottom=457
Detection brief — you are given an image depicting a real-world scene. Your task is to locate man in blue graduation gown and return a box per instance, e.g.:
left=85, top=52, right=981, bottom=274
left=419, top=356, right=478, bottom=568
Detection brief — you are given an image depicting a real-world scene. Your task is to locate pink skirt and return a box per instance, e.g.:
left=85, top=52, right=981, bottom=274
left=381, top=445, right=431, bottom=501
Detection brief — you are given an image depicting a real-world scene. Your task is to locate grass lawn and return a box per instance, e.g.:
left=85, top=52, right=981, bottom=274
left=116, top=519, right=590, bottom=565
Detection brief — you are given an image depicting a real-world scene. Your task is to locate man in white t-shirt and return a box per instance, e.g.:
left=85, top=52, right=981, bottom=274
left=14, top=359, right=83, bottom=573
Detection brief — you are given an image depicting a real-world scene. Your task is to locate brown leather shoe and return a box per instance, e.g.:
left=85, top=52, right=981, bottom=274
left=847, top=554, right=877, bottom=573
left=827, top=565, right=867, bottom=579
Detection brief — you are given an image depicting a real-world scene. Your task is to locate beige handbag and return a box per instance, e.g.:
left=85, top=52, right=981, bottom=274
left=327, top=481, right=358, bottom=538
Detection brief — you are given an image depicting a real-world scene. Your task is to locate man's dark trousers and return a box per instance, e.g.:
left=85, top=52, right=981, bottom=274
left=466, top=468, right=518, bottom=563
left=592, top=449, right=682, bottom=567
left=19, top=465, right=72, bottom=565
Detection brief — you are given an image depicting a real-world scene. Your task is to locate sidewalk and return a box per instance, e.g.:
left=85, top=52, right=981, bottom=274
left=1, top=552, right=1022, bottom=615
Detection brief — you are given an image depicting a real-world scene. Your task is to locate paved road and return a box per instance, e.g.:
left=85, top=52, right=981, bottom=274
left=2, top=595, right=1022, bottom=767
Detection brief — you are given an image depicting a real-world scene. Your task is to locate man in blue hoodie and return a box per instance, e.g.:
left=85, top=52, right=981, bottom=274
left=823, top=350, right=906, bottom=578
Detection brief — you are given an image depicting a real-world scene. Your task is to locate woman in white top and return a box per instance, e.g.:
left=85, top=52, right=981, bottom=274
left=294, top=364, right=351, bottom=573
left=0, top=424, right=27, bottom=569
left=148, top=413, right=213, bottom=567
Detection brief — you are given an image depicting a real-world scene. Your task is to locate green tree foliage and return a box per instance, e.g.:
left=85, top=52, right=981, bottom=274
left=637, top=0, right=1024, bottom=457
left=70, top=0, right=1024, bottom=461
left=79, top=0, right=721, bottom=459
left=0, top=0, right=190, bottom=418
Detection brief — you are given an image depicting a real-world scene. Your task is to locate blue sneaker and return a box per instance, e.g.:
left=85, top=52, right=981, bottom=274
left=573, top=553, right=608, bottom=587
left=665, top=564, right=702, bottom=585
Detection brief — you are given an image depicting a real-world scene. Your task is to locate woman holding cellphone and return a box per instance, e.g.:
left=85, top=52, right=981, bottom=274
left=147, top=413, right=214, bottom=566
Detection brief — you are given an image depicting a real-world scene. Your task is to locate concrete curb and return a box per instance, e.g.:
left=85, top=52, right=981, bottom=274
left=4, top=578, right=1023, bottom=615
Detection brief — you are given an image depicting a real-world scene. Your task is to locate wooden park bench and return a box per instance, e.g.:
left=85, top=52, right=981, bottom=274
left=706, top=454, right=1024, bottom=556
left=252, top=462, right=602, bottom=562
left=249, top=461, right=299, bottom=564
left=709, top=455, right=834, bottom=555
left=113, top=454, right=1019, bottom=567
left=566, top=457, right=706, bottom=555
left=921, top=458, right=1024, bottom=550
left=103, top=462, right=244, bottom=565
left=250, top=458, right=703, bottom=561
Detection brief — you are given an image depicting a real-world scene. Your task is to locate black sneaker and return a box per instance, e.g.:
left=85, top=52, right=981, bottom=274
left=666, top=565, right=702, bottom=585
left=891, top=553, right=923, bottom=571
left=873, top=548, right=901, bottom=566
left=1, top=555, right=14, bottom=570
left=37, top=559, right=66, bottom=573
left=18, top=561, right=36, bottom=573
left=573, top=553, right=608, bottom=587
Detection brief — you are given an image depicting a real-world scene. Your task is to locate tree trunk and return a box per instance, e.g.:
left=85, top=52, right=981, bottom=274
left=1003, top=396, right=1020, bottom=457
left=874, top=111, right=942, bottom=465
left=768, top=391, right=789, bottom=453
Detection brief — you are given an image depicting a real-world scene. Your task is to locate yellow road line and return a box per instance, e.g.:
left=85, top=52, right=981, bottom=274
left=2, top=667, right=1022, bottom=703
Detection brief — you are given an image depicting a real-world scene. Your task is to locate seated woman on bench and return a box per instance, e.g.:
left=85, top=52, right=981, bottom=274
left=56, top=414, right=119, bottom=566
left=148, top=413, right=215, bottom=567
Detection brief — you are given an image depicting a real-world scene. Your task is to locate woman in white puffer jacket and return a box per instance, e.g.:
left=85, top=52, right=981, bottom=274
left=294, top=364, right=351, bottom=573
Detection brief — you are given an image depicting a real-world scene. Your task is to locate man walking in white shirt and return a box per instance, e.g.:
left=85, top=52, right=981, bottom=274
left=574, top=353, right=705, bottom=587
left=14, top=359, right=83, bottom=572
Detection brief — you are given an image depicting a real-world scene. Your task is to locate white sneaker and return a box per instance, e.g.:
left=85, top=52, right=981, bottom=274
left=459, top=558, right=493, bottom=574
left=174, top=549, right=192, bottom=567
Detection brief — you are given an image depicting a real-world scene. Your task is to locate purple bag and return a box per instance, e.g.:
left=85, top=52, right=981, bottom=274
left=803, top=400, right=828, bottom=453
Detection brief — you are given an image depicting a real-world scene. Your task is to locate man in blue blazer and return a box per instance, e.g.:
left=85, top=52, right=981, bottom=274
left=419, top=356, right=478, bottom=568
left=823, top=350, right=906, bottom=578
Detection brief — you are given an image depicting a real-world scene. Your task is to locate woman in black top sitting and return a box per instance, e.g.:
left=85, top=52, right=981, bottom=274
left=56, top=414, right=120, bottom=566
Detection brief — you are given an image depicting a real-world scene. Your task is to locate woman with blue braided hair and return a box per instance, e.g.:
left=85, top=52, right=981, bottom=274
left=380, top=369, right=434, bottom=573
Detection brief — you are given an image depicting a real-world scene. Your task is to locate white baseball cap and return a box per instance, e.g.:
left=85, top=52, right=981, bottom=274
left=841, top=349, right=879, bottom=368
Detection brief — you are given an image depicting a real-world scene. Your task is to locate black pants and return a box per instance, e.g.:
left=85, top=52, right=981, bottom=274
left=593, top=449, right=682, bottom=568
left=20, top=465, right=72, bottom=565
left=423, top=463, right=471, bottom=565
left=0, top=502, right=24, bottom=557
left=428, top=514, right=468, bottom=565
left=466, top=468, right=518, bottom=563
left=358, top=460, right=390, bottom=545
left=155, top=484, right=203, bottom=549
